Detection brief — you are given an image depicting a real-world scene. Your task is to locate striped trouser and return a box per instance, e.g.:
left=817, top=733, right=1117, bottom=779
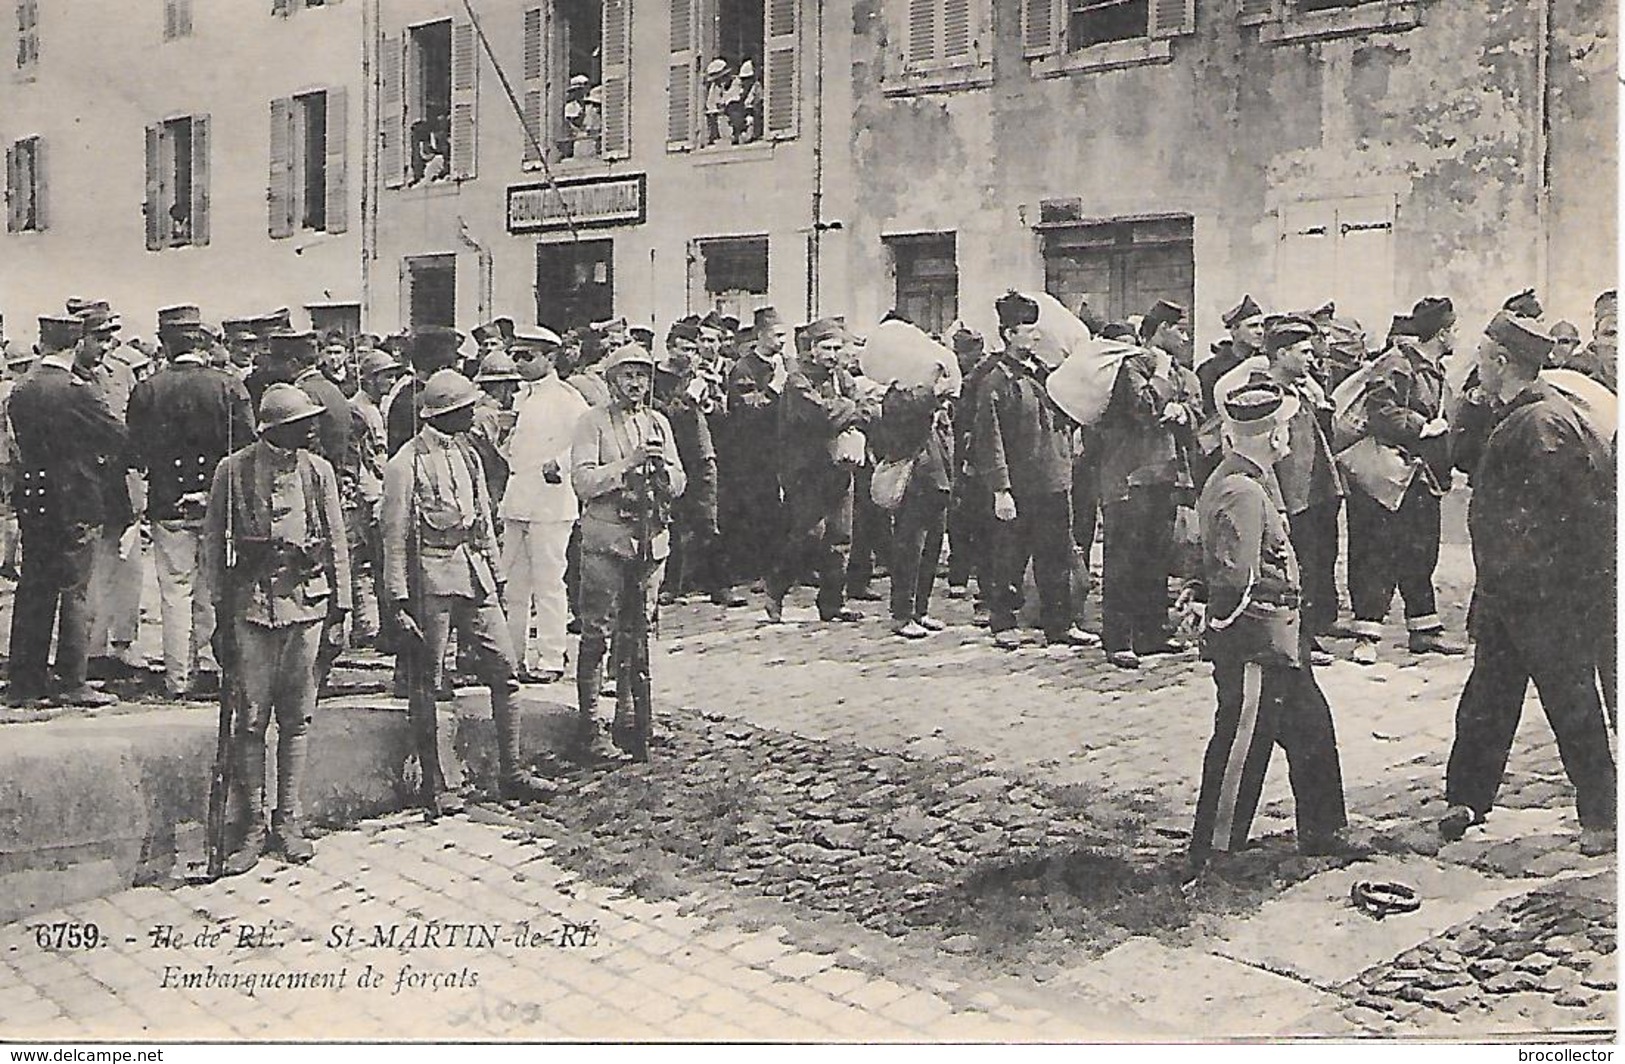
left=1190, top=655, right=1349, bottom=857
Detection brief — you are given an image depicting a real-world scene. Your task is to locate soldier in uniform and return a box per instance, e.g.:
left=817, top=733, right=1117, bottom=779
left=1345, top=297, right=1465, bottom=664
left=385, top=326, right=464, bottom=456
left=382, top=370, right=553, bottom=809
left=572, top=344, right=686, bottom=757
left=1185, top=381, right=1361, bottom=870
left=7, top=312, right=129, bottom=707
left=471, top=351, right=524, bottom=510
left=974, top=294, right=1094, bottom=651
left=1439, top=314, right=1616, bottom=855
left=654, top=323, right=728, bottom=606
left=722, top=307, right=789, bottom=589
left=127, top=305, right=254, bottom=698
left=1096, top=300, right=1202, bottom=668
left=280, top=331, right=353, bottom=476
left=765, top=318, right=874, bottom=624
left=204, top=384, right=350, bottom=874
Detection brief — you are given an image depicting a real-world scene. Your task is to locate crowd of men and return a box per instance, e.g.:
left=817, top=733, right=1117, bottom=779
left=0, top=281, right=1613, bottom=876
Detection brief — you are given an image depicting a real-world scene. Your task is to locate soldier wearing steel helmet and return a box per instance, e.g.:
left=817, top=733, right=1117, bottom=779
left=203, top=383, right=351, bottom=875
left=382, top=369, right=553, bottom=812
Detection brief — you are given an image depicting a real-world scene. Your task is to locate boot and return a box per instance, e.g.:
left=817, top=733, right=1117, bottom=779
left=271, top=815, right=314, bottom=864
left=406, top=667, right=451, bottom=813
left=224, top=733, right=269, bottom=877
left=575, top=638, right=610, bottom=759
left=493, top=681, right=554, bottom=801
left=223, top=817, right=268, bottom=877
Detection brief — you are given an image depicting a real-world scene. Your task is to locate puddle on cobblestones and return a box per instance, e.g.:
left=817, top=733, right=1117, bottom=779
left=514, top=708, right=1343, bottom=976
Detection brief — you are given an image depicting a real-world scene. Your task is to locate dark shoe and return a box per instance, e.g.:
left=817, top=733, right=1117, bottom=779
left=566, top=618, right=582, bottom=635
left=1044, top=627, right=1101, bottom=648
left=191, top=671, right=221, bottom=696
left=54, top=685, right=119, bottom=708
left=1580, top=827, right=1617, bottom=856
left=1108, top=650, right=1141, bottom=670
left=85, top=656, right=135, bottom=682
left=1438, top=804, right=1479, bottom=842
left=821, top=608, right=864, bottom=622
left=223, top=823, right=268, bottom=878
left=1409, top=630, right=1466, bottom=656
left=1299, top=829, right=1376, bottom=859
left=536, top=669, right=564, bottom=685
left=611, top=721, right=649, bottom=763
left=499, top=773, right=557, bottom=802
left=847, top=587, right=883, bottom=602
left=764, top=597, right=784, bottom=624
left=434, top=684, right=456, bottom=702
left=971, top=607, right=991, bottom=628
left=1140, top=636, right=1189, bottom=656
left=710, top=589, right=748, bottom=607
left=657, top=591, right=677, bottom=607
left=992, top=630, right=1023, bottom=651
left=433, top=791, right=467, bottom=817
left=4, top=687, right=49, bottom=708
left=271, top=820, right=315, bottom=864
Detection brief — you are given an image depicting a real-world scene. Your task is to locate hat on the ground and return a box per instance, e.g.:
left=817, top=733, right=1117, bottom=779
left=257, top=383, right=326, bottom=431
left=601, top=342, right=656, bottom=376
left=419, top=369, right=481, bottom=418
left=1222, top=380, right=1300, bottom=435
left=1484, top=311, right=1556, bottom=370
left=474, top=352, right=523, bottom=383
left=1222, top=294, right=1265, bottom=329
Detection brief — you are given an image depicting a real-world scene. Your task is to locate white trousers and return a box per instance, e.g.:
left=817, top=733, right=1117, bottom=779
left=501, top=518, right=574, bottom=672
left=88, top=526, right=144, bottom=655
left=152, top=520, right=217, bottom=692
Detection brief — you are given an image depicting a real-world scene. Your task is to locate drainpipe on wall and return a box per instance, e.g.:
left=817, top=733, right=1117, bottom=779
left=1534, top=0, right=1552, bottom=301
left=458, top=217, right=493, bottom=324
left=361, top=0, right=378, bottom=330
left=807, top=0, right=826, bottom=320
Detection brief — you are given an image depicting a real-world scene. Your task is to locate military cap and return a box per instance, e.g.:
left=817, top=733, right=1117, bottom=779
left=719, top=315, right=741, bottom=334
left=1141, top=299, right=1187, bottom=339
left=64, top=297, right=103, bottom=317
left=1264, top=315, right=1318, bottom=354
left=257, top=383, right=325, bottom=432
left=221, top=318, right=261, bottom=342
left=569, top=73, right=591, bottom=89
left=76, top=307, right=121, bottom=334
left=474, top=352, right=523, bottom=383
left=1408, top=297, right=1456, bottom=340
left=601, top=342, right=656, bottom=376
left=739, top=59, right=756, bottom=79
left=699, top=310, right=724, bottom=331
left=804, top=317, right=847, bottom=345
left=269, top=330, right=319, bottom=361
left=419, top=369, right=481, bottom=418
left=258, top=308, right=293, bottom=333
left=511, top=327, right=563, bottom=352
left=1502, top=288, right=1543, bottom=320
left=753, top=306, right=783, bottom=333
left=625, top=327, right=653, bottom=349
left=735, top=325, right=757, bottom=345
left=1595, top=290, right=1618, bottom=315
left=1100, top=321, right=1137, bottom=342
left=37, top=315, right=82, bottom=352
left=6, top=345, right=35, bottom=368
left=667, top=321, right=701, bottom=344
left=951, top=325, right=985, bottom=356
left=1222, top=380, right=1300, bottom=435
left=1222, top=294, right=1265, bottom=329
left=115, top=341, right=153, bottom=371
left=408, top=326, right=465, bottom=369
left=157, top=305, right=204, bottom=331
left=1484, top=311, right=1556, bottom=369
left=994, top=291, right=1040, bottom=331
left=1308, top=301, right=1336, bottom=323
left=1551, top=320, right=1581, bottom=342
left=1388, top=313, right=1417, bottom=340
left=358, top=350, right=405, bottom=379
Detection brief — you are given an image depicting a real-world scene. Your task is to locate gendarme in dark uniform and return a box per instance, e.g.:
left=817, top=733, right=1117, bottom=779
left=1440, top=313, right=1617, bottom=854
left=1186, top=381, right=1357, bottom=867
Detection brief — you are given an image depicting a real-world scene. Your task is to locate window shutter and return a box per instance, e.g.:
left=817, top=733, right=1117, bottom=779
left=163, top=0, right=176, bottom=40
left=4, top=142, right=17, bottom=233
left=600, top=0, right=631, bottom=160
left=942, top=0, right=972, bottom=62
left=144, top=124, right=162, bottom=250
left=522, top=7, right=544, bottom=163
left=666, top=0, right=693, bottom=149
left=1238, top=0, right=1280, bottom=25
left=190, top=115, right=210, bottom=245
left=450, top=19, right=478, bottom=180
left=906, top=0, right=937, bottom=67
left=1021, top=0, right=1054, bottom=58
left=1148, top=0, right=1195, bottom=38
left=30, top=137, right=44, bottom=230
left=324, top=87, right=348, bottom=234
left=268, top=97, right=293, bottom=238
left=379, top=31, right=404, bottom=188
left=176, top=0, right=192, bottom=37
left=764, top=0, right=799, bottom=139
left=271, top=0, right=292, bottom=16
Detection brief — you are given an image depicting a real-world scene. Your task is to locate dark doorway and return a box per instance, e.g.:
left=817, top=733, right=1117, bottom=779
left=1042, top=215, right=1193, bottom=326
left=536, top=238, right=615, bottom=331
left=888, top=232, right=959, bottom=338
left=406, top=254, right=457, bottom=328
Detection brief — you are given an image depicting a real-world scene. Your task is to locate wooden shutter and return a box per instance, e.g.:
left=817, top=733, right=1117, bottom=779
left=450, top=20, right=478, bottom=180
left=30, top=138, right=44, bottom=231
left=1238, top=0, right=1281, bottom=25
left=268, top=97, right=294, bottom=238
left=175, top=0, right=192, bottom=37
left=906, top=0, right=937, bottom=67
left=4, top=142, right=17, bottom=233
left=324, top=87, right=348, bottom=234
left=1021, top=0, right=1055, bottom=57
left=379, top=31, right=404, bottom=188
left=144, top=123, right=163, bottom=250
left=1148, top=0, right=1195, bottom=37
left=764, top=0, right=799, bottom=139
left=1331, top=197, right=1397, bottom=335
left=666, top=0, right=693, bottom=149
left=522, top=7, right=544, bottom=164
left=942, top=0, right=972, bottom=62
left=163, top=0, right=177, bottom=39
left=190, top=115, right=210, bottom=246
left=601, top=0, right=631, bottom=160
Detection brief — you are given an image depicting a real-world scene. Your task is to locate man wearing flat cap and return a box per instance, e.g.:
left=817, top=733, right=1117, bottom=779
left=6, top=313, right=129, bottom=707
left=1344, top=296, right=1463, bottom=663
left=1183, top=380, right=1361, bottom=870
left=127, top=304, right=254, bottom=697
left=383, top=369, right=554, bottom=808
left=203, top=383, right=349, bottom=873
left=1094, top=299, right=1202, bottom=668
left=723, top=306, right=790, bottom=588
left=766, top=317, right=875, bottom=624
left=1438, top=313, right=1616, bottom=856
left=572, top=344, right=686, bottom=759
left=974, top=293, right=1091, bottom=650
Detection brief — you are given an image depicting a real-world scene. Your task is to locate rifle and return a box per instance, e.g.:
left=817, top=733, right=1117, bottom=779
left=205, top=401, right=241, bottom=881
left=612, top=419, right=668, bottom=762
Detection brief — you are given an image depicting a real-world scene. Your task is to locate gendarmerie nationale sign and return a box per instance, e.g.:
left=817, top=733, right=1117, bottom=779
left=506, top=174, right=647, bottom=234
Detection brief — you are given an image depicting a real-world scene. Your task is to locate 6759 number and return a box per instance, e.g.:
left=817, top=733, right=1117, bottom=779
left=31, top=922, right=100, bottom=950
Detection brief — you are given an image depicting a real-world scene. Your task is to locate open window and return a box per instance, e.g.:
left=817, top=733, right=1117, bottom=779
left=380, top=17, right=477, bottom=189
left=1023, top=0, right=1191, bottom=71
left=1241, top=0, right=1420, bottom=41
left=887, top=233, right=958, bottom=338
left=144, top=114, right=210, bottom=249
left=670, top=0, right=794, bottom=150
left=5, top=135, right=44, bottom=233
left=536, top=239, right=615, bottom=331
left=521, top=0, right=609, bottom=166
left=1067, top=0, right=1147, bottom=49
left=269, top=88, right=347, bottom=237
